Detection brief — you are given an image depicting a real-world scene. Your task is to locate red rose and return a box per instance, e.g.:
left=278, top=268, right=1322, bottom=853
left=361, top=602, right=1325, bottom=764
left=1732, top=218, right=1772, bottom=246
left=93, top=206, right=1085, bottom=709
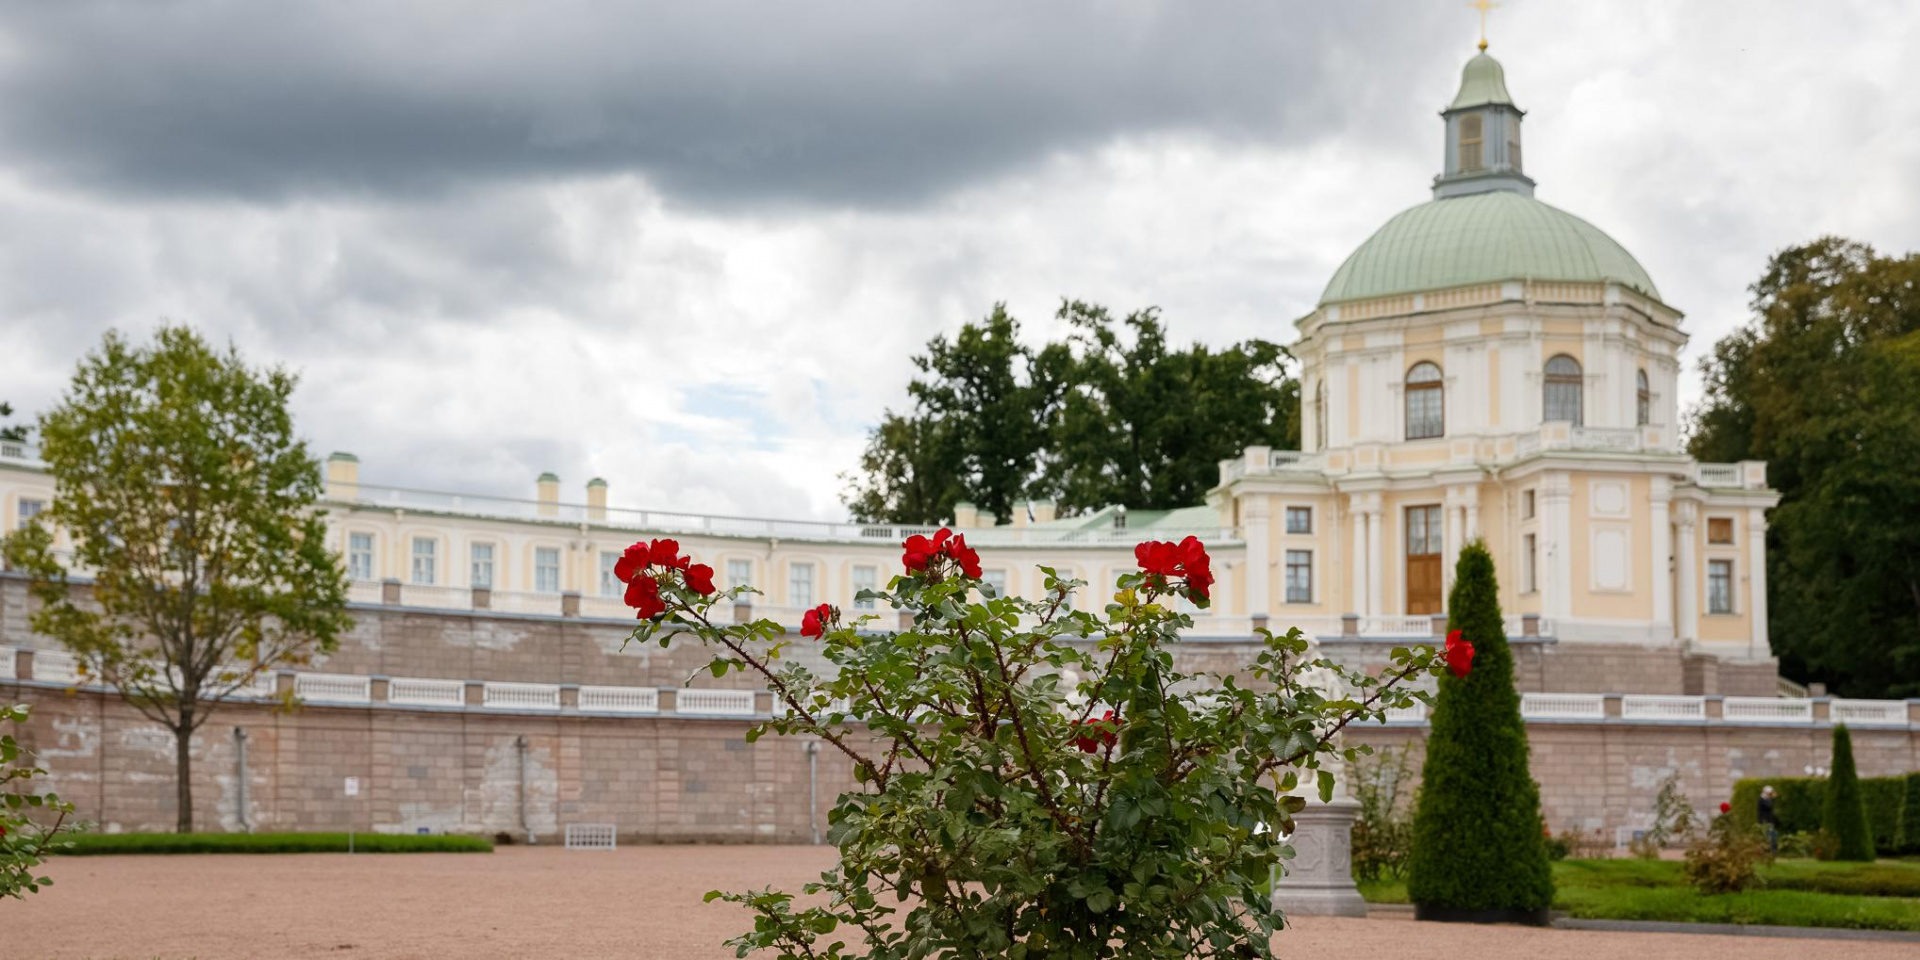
left=1134, top=537, right=1213, bottom=601
left=685, top=563, right=716, bottom=596
left=902, top=532, right=939, bottom=571
left=800, top=603, right=834, bottom=638
left=1072, top=710, right=1119, bottom=754
left=949, top=533, right=982, bottom=579
left=1134, top=540, right=1180, bottom=577
left=901, top=527, right=982, bottom=578
left=623, top=574, right=665, bottom=619
left=648, top=538, right=689, bottom=571
left=1444, top=629, right=1475, bottom=678
left=613, top=541, right=653, bottom=583
left=1720, top=802, right=1732, bottom=814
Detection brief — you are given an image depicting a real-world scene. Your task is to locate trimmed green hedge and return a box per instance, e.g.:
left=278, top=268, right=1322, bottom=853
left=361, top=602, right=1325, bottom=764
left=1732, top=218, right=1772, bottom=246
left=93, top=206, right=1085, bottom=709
left=67, top=832, right=492, bottom=855
left=1730, top=773, right=1911, bottom=853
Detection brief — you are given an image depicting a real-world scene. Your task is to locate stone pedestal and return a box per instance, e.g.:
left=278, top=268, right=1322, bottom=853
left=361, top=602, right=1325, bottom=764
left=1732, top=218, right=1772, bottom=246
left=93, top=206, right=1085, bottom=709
left=1273, top=795, right=1367, bottom=918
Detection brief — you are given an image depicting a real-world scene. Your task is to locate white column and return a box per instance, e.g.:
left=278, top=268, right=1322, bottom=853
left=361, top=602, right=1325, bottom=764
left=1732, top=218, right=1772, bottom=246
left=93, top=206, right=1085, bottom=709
left=1366, top=501, right=1384, bottom=618
left=1465, top=493, right=1480, bottom=543
left=1649, top=476, right=1673, bottom=644
left=1748, top=508, right=1770, bottom=660
left=1245, top=498, right=1272, bottom=617
left=1443, top=490, right=1464, bottom=597
left=1350, top=496, right=1368, bottom=617
left=1674, top=501, right=1698, bottom=643
left=1541, top=472, right=1574, bottom=621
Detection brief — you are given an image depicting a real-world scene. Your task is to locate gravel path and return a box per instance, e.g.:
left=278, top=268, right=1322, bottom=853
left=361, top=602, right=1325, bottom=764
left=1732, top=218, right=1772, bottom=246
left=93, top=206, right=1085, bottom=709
left=6, top=846, right=1911, bottom=959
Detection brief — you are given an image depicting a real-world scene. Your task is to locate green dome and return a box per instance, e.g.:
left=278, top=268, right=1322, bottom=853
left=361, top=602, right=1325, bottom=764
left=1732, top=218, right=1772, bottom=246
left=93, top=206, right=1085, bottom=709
left=1318, top=191, right=1660, bottom=306
left=1449, top=52, right=1515, bottom=111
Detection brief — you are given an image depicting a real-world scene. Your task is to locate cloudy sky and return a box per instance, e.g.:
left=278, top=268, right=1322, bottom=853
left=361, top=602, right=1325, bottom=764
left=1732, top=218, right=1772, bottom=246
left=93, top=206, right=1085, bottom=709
left=2, top=1, right=1917, bottom=520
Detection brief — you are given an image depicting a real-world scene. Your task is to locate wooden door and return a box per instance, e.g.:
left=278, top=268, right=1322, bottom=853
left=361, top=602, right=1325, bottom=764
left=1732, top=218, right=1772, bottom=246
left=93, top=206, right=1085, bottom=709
left=1406, top=504, right=1443, bottom=615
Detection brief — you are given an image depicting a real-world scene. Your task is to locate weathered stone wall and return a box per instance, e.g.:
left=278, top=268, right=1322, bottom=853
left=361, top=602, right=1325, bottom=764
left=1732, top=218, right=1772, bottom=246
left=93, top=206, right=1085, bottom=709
left=7, top=683, right=1915, bottom=844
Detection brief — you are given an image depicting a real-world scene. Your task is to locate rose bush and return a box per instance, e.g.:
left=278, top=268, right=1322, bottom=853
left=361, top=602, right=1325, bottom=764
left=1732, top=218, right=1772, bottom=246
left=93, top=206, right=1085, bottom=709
left=620, top=529, right=1457, bottom=958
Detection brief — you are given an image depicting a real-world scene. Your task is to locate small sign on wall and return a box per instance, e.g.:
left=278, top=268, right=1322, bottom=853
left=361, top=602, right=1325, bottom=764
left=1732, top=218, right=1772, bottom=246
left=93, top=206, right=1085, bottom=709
left=344, top=776, right=361, bottom=797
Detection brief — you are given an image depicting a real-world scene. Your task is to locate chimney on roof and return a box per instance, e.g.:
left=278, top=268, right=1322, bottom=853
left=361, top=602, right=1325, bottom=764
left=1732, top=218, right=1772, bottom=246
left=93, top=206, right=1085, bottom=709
left=325, top=452, right=359, bottom=499
left=1012, top=501, right=1030, bottom=528
left=1031, top=500, right=1056, bottom=524
left=586, top=478, right=608, bottom=521
left=537, top=472, right=560, bottom=518
left=952, top=501, right=979, bottom=528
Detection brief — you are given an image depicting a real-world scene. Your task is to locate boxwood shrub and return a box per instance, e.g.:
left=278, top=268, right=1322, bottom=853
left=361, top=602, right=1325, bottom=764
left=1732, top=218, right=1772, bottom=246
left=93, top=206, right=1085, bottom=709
left=1731, top=772, right=1910, bottom=854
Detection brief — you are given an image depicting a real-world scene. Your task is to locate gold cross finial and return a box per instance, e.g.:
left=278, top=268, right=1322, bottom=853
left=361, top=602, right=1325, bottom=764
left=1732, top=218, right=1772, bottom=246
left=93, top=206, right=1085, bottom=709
left=1469, top=0, right=1499, bottom=51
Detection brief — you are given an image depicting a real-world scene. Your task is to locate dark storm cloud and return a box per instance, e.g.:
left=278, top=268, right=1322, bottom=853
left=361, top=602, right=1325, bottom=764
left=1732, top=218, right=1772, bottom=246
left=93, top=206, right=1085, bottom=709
left=0, top=1, right=1452, bottom=208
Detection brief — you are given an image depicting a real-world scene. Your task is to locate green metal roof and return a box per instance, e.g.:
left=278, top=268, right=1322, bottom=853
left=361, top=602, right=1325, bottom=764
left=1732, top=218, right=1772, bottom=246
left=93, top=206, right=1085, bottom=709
left=1448, top=52, right=1515, bottom=111
left=1318, top=191, right=1660, bottom=306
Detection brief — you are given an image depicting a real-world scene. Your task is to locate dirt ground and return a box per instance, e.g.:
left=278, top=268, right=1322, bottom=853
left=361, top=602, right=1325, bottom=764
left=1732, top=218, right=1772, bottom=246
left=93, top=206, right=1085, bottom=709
left=5, top=845, right=1912, bottom=959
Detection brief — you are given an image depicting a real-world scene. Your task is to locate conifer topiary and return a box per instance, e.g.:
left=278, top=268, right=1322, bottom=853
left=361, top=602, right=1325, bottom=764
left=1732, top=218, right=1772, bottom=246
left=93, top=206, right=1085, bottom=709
left=1822, top=724, right=1875, bottom=861
left=1407, top=540, right=1554, bottom=922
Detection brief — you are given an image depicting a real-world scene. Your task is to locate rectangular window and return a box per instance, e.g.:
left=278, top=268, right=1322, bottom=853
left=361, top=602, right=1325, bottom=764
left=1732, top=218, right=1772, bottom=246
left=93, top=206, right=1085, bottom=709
left=16, top=497, right=45, bottom=530
left=1523, top=490, right=1536, bottom=520
left=983, top=569, right=1008, bottom=598
left=535, top=547, right=561, bottom=593
left=1707, top=517, right=1734, bottom=545
left=788, top=562, right=815, bottom=607
left=470, top=543, right=494, bottom=589
left=1286, top=506, right=1313, bottom=535
left=1285, top=550, right=1313, bottom=603
left=1708, top=559, right=1734, bottom=614
left=1405, top=505, right=1442, bottom=556
left=348, top=532, right=375, bottom=581
left=1523, top=534, right=1537, bottom=593
left=852, top=565, right=878, bottom=609
left=410, top=537, right=436, bottom=585
left=598, top=550, right=620, bottom=597
left=1458, top=114, right=1484, bottom=170
left=727, top=559, right=752, bottom=591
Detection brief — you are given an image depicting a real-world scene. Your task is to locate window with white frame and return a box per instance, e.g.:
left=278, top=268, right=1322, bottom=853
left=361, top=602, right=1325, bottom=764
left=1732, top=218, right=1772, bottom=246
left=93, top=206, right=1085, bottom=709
left=470, top=542, right=494, bottom=589
left=1522, top=534, right=1537, bottom=593
left=410, top=537, right=437, bottom=585
left=16, top=497, right=45, bottom=530
left=1285, top=550, right=1313, bottom=603
left=1708, top=559, right=1734, bottom=614
left=1543, top=354, right=1583, bottom=425
left=727, top=559, right=753, bottom=591
left=599, top=550, right=621, bottom=597
left=1285, top=506, right=1312, bottom=535
left=535, top=547, right=561, bottom=593
left=1404, top=362, right=1444, bottom=440
left=1636, top=368, right=1651, bottom=427
left=1523, top=489, right=1536, bottom=519
left=982, top=569, right=1008, bottom=598
left=348, top=532, right=375, bottom=580
left=788, top=562, right=815, bottom=607
left=852, top=564, right=877, bottom=609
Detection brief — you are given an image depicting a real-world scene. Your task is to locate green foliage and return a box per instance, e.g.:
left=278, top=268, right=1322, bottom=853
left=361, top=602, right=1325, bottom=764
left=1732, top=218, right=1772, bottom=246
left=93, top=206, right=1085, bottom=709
left=2, top=704, right=79, bottom=899
left=1683, top=810, right=1768, bottom=894
left=1821, top=726, right=1875, bottom=861
left=842, top=300, right=1299, bottom=524
left=645, top=542, right=1449, bottom=958
left=1903, top=772, right=1920, bottom=854
left=1348, top=740, right=1419, bottom=883
left=1729, top=777, right=1825, bottom=835
left=1, top=326, right=352, bottom=833
left=1858, top=777, right=1906, bottom=854
left=1688, top=237, right=1920, bottom=697
left=1406, top=540, right=1554, bottom=912
left=64, top=831, right=490, bottom=855
left=0, top=400, right=26, bottom=443
left=1630, top=772, right=1697, bottom=858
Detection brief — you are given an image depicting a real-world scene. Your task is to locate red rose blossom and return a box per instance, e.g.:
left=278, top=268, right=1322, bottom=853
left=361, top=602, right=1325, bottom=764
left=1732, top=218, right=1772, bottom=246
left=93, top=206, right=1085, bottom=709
left=623, top=574, right=665, bottom=619
left=901, top=527, right=982, bottom=579
left=1072, top=710, right=1119, bottom=754
left=1444, top=629, right=1475, bottom=678
left=613, top=541, right=653, bottom=583
left=1134, top=536, right=1214, bottom=601
left=800, top=603, right=834, bottom=638
left=685, top=563, right=716, bottom=596
left=1720, top=802, right=1732, bottom=814
left=648, top=538, right=689, bottom=571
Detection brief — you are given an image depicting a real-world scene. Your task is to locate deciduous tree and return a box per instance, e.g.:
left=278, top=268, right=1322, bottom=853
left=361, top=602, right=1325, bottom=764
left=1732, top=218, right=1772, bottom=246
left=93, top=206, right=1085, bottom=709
left=3, top=326, right=350, bottom=833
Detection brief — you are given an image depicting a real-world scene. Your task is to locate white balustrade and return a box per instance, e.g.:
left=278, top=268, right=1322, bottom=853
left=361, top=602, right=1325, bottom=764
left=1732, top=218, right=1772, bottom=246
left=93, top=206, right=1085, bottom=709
left=489, top=590, right=564, bottom=616
left=1520, top=693, right=1605, bottom=720
left=1569, top=426, right=1641, bottom=452
left=1381, top=702, right=1428, bottom=724
left=1776, top=676, right=1810, bottom=699
left=1831, top=699, right=1909, bottom=727
left=482, top=681, right=562, bottom=711
left=564, top=823, right=617, bottom=850
left=1361, top=616, right=1435, bottom=637
left=295, top=672, right=372, bottom=705
left=578, top=686, right=660, bottom=715
left=388, top=677, right=467, bottom=707
left=32, top=650, right=84, bottom=686
left=675, top=688, right=757, bottom=717
left=1722, top=696, right=1813, bottom=724
left=1696, top=463, right=1742, bottom=487
left=399, top=584, right=470, bottom=609
left=1501, top=615, right=1554, bottom=638
left=346, top=580, right=385, bottom=604
left=1620, top=695, right=1706, bottom=722
left=578, top=596, right=633, bottom=620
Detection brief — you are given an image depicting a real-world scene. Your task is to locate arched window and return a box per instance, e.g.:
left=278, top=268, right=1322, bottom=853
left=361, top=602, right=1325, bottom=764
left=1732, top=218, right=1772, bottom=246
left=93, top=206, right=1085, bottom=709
left=1404, top=362, right=1443, bottom=440
left=1458, top=115, right=1484, bottom=170
left=1543, top=354, right=1583, bottom=425
left=1314, top=380, right=1327, bottom=451
left=1636, top=369, right=1651, bottom=426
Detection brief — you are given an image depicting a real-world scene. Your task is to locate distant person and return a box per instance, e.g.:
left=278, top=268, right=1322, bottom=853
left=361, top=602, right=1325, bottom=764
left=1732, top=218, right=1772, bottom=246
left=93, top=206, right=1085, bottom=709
left=1758, top=785, right=1779, bottom=855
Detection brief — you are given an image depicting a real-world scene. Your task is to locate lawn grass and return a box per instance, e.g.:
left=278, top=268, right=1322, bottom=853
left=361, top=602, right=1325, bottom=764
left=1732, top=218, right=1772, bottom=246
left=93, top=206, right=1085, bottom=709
left=1353, top=858, right=1920, bottom=932
left=67, top=831, right=492, bottom=855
